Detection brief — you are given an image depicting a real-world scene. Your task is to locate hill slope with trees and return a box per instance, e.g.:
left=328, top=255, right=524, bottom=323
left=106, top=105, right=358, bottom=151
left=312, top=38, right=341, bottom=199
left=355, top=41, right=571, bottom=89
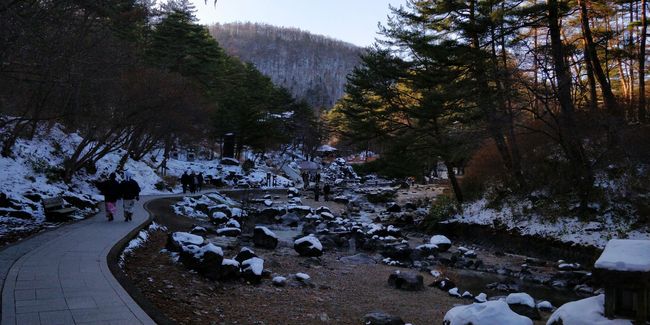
left=208, top=22, right=364, bottom=109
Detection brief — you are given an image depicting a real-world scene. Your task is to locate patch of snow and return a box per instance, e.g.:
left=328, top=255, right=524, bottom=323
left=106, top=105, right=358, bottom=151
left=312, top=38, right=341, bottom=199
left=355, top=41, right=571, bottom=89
left=295, top=272, right=311, bottom=280
left=294, top=234, right=323, bottom=251
left=547, top=295, right=632, bottom=325
left=172, top=232, right=204, bottom=246
left=506, top=293, right=535, bottom=308
left=255, top=226, right=278, bottom=239
left=475, top=293, right=488, bottom=303
left=430, top=235, right=451, bottom=245
left=449, top=287, right=461, bottom=297
left=242, top=257, right=264, bottom=275
left=444, top=300, right=533, bottom=325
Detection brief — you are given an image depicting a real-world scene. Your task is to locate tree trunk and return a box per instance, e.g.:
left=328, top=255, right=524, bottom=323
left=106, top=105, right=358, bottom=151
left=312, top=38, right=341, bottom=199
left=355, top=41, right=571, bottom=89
left=548, top=0, right=594, bottom=209
left=583, top=41, right=599, bottom=111
left=445, top=161, right=463, bottom=204
left=640, top=0, right=648, bottom=123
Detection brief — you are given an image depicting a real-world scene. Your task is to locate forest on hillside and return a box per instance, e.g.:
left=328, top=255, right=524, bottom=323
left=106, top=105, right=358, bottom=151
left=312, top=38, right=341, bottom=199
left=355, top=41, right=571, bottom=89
left=209, top=22, right=364, bottom=109
left=328, top=0, right=650, bottom=221
left=0, top=0, right=321, bottom=181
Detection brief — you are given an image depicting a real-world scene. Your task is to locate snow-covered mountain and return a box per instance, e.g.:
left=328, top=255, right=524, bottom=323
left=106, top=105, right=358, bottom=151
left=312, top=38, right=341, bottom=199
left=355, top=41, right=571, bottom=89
left=209, top=22, right=364, bottom=109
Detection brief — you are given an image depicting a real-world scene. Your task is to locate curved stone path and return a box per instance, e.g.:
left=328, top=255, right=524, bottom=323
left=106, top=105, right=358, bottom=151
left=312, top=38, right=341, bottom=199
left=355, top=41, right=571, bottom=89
left=0, top=196, right=161, bottom=325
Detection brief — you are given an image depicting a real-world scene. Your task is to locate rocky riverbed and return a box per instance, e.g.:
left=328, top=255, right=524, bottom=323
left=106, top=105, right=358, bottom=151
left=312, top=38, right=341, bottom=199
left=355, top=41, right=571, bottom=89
left=118, top=185, right=596, bottom=324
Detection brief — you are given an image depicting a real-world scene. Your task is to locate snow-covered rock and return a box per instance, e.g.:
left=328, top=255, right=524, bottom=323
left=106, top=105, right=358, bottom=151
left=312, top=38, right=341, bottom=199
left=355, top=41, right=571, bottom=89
left=474, top=293, right=488, bottom=303
left=216, top=227, right=241, bottom=237
left=547, top=295, right=632, bottom=325
left=272, top=276, right=287, bottom=287
left=387, top=271, right=424, bottom=291
left=536, top=301, right=554, bottom=311
left=241, top=257, right=264, bottom=284
left=430, top=235, right=451, bottom=252
left=294, top=234, right=323, bottom=257
left=448, top=287, right=461, bottom=297
left=167, top=232, right=204, bottom=252
left=234, top=247, right=257, bottom=263
left=444, top=300, right=533, bottom=325
left=253, top=226, right=278, bottom=249
left=506, top=292, right=540, bottom=320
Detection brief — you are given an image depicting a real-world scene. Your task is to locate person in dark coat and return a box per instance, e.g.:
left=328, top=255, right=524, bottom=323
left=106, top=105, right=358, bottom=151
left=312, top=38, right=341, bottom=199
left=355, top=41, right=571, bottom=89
left=189, top=171, right=197, bottom=193
left=120, top=171, right=140, bottom=222
left=323, top=183, right=331, bottom=201
left=313, top=184, right=320, bottom=202
left=180, top=171, right=190, bottom=194
left=99, top=173, right=121, bottom=221
left=197, top=172, right=204, bottom=192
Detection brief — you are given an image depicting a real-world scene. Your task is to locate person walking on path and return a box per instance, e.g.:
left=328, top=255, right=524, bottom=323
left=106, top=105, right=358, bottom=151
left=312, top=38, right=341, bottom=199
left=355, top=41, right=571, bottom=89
left=180, top=171, right=190, bottom=193
left=197, top=172, right=204, bottom=192
left=99, top=172, right=121, bottom=221
left=189, top=171, right=197, bottom=193
left=120, top=171, right=141, bottom=222
left=313, top=184, right=320, bottom=202
left=323, top=183, right=331, bottom=201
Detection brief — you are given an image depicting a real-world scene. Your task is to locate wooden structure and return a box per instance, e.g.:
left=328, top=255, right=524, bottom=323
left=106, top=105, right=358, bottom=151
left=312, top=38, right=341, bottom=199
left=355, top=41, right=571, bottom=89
left=42, top=196, right=77, bottom=221
left=594, top=239, right=650, bottom=322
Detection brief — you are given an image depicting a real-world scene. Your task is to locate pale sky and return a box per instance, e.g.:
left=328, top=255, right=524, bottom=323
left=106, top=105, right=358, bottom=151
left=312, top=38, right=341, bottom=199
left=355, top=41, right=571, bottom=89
left=189, top=0, right=409, bottom=47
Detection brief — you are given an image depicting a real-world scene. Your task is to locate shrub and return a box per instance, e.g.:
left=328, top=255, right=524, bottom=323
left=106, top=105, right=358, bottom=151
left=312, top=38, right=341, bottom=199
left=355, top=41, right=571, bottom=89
left=422, top=195, right=457, bottom=233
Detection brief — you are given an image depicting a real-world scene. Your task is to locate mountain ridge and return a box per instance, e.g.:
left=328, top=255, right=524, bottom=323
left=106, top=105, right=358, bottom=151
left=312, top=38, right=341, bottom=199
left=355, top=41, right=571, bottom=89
left=208, top=22, right=364, bottom=109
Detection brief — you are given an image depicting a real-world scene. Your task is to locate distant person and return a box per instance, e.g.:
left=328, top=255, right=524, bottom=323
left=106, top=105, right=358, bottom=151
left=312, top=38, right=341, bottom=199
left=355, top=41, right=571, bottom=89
left=197, top=172, right=204, bottom=192
left=180, top=171, right=190, bottom=194
left=120, top=171, right=140, bottom=222
left=323, top=183, right=331, bottom=201
left=313, top=184, right=320, bottom=202
left=272, top=174, right=277, bottom=187
left=266, top=172, right=272, bottom=187
left=315, top=173, right=321, bottom=184
left=99, top=173, right=121, bottom=221
left=189, top=171, right=197, bottom=193
left=301, top=172, right=308, bottom=188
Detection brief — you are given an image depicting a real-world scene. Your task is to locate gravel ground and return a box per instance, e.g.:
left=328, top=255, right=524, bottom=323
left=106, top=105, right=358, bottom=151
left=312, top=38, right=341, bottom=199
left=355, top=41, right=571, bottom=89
left=122, top=193, right=552, bottom=324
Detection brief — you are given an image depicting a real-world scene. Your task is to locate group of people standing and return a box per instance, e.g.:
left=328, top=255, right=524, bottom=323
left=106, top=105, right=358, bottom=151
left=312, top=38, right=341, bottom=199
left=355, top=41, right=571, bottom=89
left=301, top=171, right=320, bottom=187
left=98, top=171, right=141, bottom=222
left=180, top=171, right=203, bottom=194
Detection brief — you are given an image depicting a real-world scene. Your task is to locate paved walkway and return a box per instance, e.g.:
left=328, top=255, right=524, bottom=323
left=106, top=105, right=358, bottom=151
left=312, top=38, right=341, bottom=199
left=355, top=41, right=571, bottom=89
left=1, top=197, right=159, bottom=325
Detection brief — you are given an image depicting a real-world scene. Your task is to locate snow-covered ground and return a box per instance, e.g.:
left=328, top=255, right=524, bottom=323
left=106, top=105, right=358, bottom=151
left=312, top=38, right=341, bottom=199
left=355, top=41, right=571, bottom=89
left=447, top=198, right=650, bottom=248
left=0, top=123, right=289, bottom=239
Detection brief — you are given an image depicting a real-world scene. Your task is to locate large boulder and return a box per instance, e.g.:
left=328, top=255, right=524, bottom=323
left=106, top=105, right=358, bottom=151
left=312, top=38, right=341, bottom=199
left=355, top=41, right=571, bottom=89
left=387, top=271, right=424, bottom=291
left=386, top=202, right=401, bottom=213
left=547, top=295, right=614, bottom=325
left=430, top=277, right=456, bottom=291
left=287, top=205, right=312, bottom=217
left=234, top=247, right=258, bottom=264
left=430, top=235, right=452, bottom=252
left=241, top=257, right=264, bottom=284
left=294, top=234, right=323, bottom=257
left=216, top=227, right=241, bottom=237
left=362, top=312, right=405, bottom=325
left=443, top=300, right=533, bottom=325
left=256, top=207, right=285, bottom=222
left=166, top=232, right=205, bottom=252
left=192, top=243, right=224, bottom=278
left=253, top=226, right=278, bottom=249
left=506, top=293, right=540, bottom=320
left=380, top=242, right=413, bottom=261
left=212, top=258, right=240, bottom=281
left=210, top=211, right=229, bottom=225
left=279, top=213, right=300, bottom=227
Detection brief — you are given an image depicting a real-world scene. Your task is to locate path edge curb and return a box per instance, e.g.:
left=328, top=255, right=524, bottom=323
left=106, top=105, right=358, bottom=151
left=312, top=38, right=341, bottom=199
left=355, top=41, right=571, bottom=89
left=106, top=199, right=176, bottom=325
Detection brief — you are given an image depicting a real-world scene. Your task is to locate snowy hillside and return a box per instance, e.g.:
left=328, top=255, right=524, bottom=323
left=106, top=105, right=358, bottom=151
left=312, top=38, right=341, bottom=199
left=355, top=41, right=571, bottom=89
left=0, top=123, right=290, bottom=242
